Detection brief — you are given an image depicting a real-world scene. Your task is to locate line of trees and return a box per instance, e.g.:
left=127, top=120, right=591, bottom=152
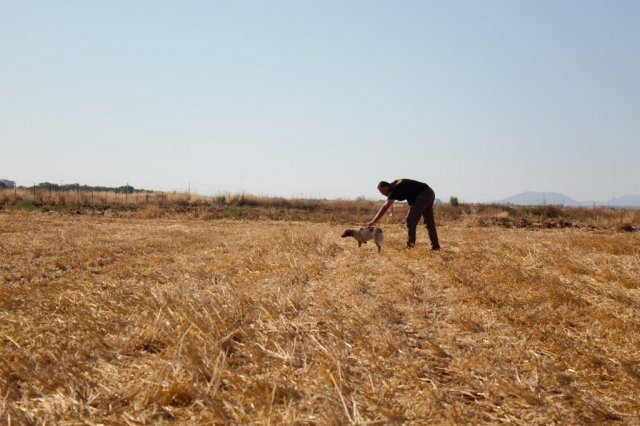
left=0, top=179, right=16, bottom=189
left=2, top=181, right=141, bottom=194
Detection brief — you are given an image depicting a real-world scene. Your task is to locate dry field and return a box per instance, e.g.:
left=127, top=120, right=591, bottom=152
left=1, top=209, right=640, bottom=424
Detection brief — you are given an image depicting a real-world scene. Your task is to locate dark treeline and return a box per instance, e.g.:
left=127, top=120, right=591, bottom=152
left=17, top=183, right=145, bottom=194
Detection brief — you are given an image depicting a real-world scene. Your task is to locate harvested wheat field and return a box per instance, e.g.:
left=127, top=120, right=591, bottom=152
left=1, top=210, right=640, bottom=424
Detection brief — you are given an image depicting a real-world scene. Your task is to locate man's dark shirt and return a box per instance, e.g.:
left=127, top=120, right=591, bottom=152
left=387, top=179, right=431, bottom=205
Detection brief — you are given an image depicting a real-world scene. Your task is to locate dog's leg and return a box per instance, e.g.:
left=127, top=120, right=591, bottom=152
left=375, top=232, right=383, bottom=252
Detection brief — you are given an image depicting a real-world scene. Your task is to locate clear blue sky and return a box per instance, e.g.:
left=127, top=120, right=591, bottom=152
left=1, top=0, right=638, bottom=202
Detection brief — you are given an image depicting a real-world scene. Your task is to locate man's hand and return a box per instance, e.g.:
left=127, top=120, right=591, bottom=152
left=363, top=221, right=375, bottom=228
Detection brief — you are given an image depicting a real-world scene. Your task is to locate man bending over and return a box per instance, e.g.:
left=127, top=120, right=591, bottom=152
left=365, top=179, right=440, bottom=250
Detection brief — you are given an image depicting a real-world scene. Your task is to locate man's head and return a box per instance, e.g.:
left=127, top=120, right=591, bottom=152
left=377, top=181, right=391, bottom=196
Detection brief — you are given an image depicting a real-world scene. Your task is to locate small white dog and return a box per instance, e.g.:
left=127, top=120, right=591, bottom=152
left=341, top=227, right=384, bottom=252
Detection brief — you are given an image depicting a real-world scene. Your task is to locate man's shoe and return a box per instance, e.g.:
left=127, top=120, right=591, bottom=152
left=432, top=246, right=441, bottom=251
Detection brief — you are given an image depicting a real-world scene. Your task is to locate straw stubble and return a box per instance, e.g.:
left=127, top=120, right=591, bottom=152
left=1, top=211, right=639, bottom=424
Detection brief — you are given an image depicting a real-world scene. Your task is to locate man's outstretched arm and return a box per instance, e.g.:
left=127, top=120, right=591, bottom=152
left=364, top=199, right=394, bottom=227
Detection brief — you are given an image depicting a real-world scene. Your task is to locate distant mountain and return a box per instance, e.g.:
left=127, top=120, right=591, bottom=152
left=499, top=191, right=640, bottom=208
left=607, top=194, right=640, bottom=207
left=500, top=192, right=581, bottom=206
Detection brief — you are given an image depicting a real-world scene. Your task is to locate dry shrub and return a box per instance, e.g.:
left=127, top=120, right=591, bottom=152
left=136, top=205, right=167, bottom=219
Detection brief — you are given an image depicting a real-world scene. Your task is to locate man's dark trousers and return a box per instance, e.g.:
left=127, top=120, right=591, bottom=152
left=406, top=188, right=440, bottom=249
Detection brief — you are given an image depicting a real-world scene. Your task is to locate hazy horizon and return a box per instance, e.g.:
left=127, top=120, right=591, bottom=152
left=2, top=1, right=639, bottom=203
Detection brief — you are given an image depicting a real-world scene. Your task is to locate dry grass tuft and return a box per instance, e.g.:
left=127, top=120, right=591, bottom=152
left=1, top=209, right=639, bottom=423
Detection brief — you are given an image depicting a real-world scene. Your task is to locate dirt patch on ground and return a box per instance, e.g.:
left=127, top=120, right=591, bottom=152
left=481, top=216, right=636, bottom=232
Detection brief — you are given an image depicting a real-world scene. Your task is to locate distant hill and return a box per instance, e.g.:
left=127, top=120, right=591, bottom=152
left=608, top=194, right=640, bottom=207
left=500, top=192, right=581, bottom=206
left=499, top=191, right=640, bottom=208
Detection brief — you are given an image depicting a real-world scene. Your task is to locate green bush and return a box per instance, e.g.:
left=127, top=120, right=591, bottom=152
left=14, top=199, right=37, bottom=211
left=528, top=205, right=562, bottom=218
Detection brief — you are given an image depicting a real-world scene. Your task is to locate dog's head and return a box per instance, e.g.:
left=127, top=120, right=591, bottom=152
left=341, top=229, right=354, bottom=238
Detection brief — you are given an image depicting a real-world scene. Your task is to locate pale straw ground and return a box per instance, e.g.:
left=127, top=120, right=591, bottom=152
left=1, top=211, right=639, bottom=424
